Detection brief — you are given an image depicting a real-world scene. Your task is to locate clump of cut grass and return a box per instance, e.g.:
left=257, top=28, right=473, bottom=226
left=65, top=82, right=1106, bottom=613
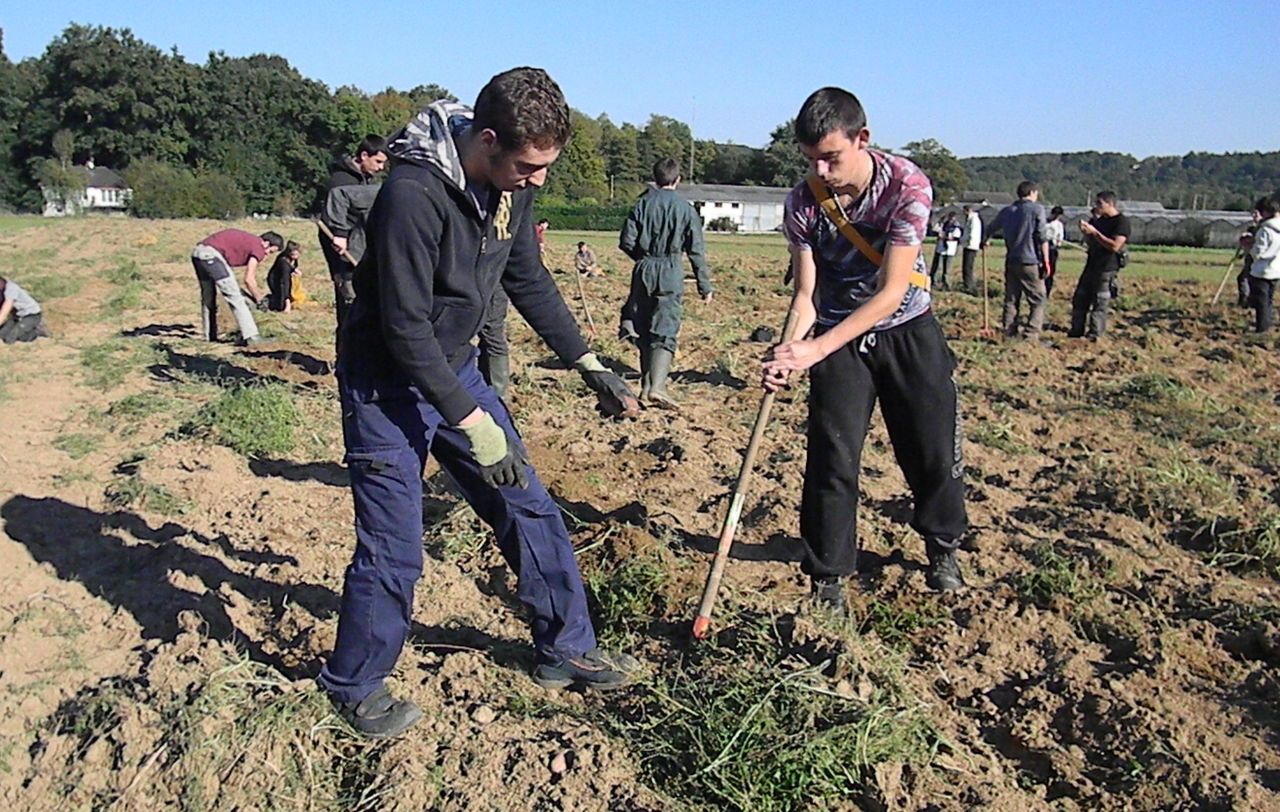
left=603, top=628, right=939, bottom=811
left=855, top=598, right=950, bottom=649
left=100, top=260, right=145, bottom=317
left=104, top=454, right=188, bottom=515
left=1206, top=510, right=1280, bottom=577
left=25, top=651, right=398, bottom=810
left=52, top=432, right=100, bottom=460
left=23, top=273, right=83, bottom=301
left=182, top=382, right=298, bottom=458
left=968, top=418, right=1029, bottom=454
left=585, top=551, right=669, bottom=647
left=80, top=340, right=160, bottom=390
left=1014, top=541, right=1104, bottom=608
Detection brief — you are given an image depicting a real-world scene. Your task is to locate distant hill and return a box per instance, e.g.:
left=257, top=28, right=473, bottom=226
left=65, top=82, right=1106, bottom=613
left=958, top=150, right=1280, bottom=211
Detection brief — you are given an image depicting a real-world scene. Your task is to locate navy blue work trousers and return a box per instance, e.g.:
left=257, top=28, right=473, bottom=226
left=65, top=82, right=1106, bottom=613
left=318, top=351, right=597, bottom=705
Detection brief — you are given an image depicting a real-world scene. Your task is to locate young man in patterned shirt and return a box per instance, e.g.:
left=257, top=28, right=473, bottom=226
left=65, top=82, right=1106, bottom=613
left=763, top=87, right=969, bottom=609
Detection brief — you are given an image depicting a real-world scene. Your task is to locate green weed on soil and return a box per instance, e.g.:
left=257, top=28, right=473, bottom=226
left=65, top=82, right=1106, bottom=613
left=585, top=551, right=669, bottom=648
left=1015, top=541, right=1104, bottom=608
left=603, top=623, right=939, bottom=811
left=101, top=260, right=146, bottom=317
left=183, top=382, right=299, bottom=457
left=104, top=454, right=187, bottom=515
left=52, top=432, right=100, bottom=459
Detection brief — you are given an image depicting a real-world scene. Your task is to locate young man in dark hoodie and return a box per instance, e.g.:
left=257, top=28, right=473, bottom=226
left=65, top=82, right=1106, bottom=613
left=318, top=135, right=387, bottom=331
left=319, top=68, right=641, bottom=738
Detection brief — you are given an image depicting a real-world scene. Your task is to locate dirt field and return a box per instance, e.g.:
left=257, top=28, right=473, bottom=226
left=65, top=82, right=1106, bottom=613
left=1, top=215, right=1279, bottom=811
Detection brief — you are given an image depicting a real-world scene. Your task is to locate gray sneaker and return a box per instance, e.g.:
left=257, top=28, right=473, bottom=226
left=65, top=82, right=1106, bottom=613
left=532, top=648, right=640, bottom=691
left=334, top=686, right=423, bottom=739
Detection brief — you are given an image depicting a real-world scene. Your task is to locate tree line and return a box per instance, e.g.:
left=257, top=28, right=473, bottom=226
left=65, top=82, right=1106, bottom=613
left=1, top=25, right=1275, bottom=218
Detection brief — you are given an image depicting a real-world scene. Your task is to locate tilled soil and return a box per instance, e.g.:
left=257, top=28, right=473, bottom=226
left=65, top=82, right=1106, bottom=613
left=1, top=217, right=1279, bottom=810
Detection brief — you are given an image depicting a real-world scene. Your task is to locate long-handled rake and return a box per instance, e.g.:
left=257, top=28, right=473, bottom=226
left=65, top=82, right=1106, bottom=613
left=572, top=265, right=598, bottom=338
left=315, top=218, right=359, bottom=265
left=1210, top=249, right=1243, bottom=306
left=692, top=308, right=799, bottom=639
left=979, top=247, right=996, bottom=338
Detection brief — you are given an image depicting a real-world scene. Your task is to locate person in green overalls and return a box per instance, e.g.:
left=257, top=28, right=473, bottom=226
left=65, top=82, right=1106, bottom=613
left=618, top=157, right=713, bottom=410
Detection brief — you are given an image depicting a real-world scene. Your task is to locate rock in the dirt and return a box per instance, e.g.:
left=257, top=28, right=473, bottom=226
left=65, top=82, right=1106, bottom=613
left=549, top=750, right=569, bottom=775
left=471, top=704, right=497, bottom=726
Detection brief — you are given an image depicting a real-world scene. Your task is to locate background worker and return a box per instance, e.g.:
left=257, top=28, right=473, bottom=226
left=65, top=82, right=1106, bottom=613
left=575, top=241, right=603, bottom=277
left=983, top=181, right=1051, bottom=341
left=1042, top=205, right=1065, bottom=297
left=318, top=135, right=387, bottom=331
left=619, top=157, right=713, bottom=409
left=1069, top=191, right=1130, bottom=340
left=266, top=241, right=302, bottom=313
left=0, top=277, right=48, bottom=343
left=961, top=204, right=982, bottom=294
left=190, top=229, right=282, bottom=346
left=1246, top=196, right=1280, bottom=333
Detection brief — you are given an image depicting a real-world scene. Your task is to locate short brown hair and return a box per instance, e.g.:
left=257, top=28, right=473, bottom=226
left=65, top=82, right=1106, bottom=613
left=473, top=67, right=572, bottom=152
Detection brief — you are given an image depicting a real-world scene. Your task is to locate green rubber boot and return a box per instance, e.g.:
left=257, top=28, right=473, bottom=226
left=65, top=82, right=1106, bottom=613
left=646, top=347, right=679, bottom=411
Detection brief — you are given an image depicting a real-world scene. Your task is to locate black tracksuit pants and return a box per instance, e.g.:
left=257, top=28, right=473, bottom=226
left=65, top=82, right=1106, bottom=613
left=800, top=313, right=968, bottom=578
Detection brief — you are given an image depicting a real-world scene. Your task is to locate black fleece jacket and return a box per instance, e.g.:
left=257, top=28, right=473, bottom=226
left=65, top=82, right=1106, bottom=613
left=338, top=161, right=588, bottom=424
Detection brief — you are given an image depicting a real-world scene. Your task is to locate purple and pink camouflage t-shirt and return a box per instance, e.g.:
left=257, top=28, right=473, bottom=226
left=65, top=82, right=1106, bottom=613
left=783, top=149, right=933, bottom=331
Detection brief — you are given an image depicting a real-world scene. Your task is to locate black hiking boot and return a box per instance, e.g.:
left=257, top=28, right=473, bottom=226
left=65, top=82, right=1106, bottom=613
left=334, top=686, right=423, bottom=739
left=810, top=576, right=847, bottom=613
left=925, top=550, right=966, bottom=592
left=532, top=648, right=641, bottom=691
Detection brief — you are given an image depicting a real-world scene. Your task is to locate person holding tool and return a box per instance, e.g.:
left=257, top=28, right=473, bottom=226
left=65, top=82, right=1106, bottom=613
left=318, top=68, right=640, bottom=739
left=762, top=86, right=969, bottom=611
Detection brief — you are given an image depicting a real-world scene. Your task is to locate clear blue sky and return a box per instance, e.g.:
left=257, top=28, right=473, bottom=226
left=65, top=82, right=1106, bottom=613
left=3, top=1, right=1274, bottom=159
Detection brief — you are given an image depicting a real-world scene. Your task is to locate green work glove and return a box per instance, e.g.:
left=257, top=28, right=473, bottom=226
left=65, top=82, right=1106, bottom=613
left=574, top=353, right=640, bottom=418
left=458, top=411, right=528, bottom=488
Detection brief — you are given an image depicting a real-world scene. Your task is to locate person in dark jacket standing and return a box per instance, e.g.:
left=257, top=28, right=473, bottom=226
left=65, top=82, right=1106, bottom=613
left=1069, top=191, right=1130, bottom=339
left=319, top=68, right=641, bottom=739
left=318, top=135, right=387, bottom=331
left=619, top=158, right=713, bottom=409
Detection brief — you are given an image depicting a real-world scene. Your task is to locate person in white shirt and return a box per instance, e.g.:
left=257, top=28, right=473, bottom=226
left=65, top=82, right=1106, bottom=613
left=1042, top=205, right=1065, bottom=296
left=1247, top=196, right=1280, bottom=333
left=960, top=205, right=983, bottom=294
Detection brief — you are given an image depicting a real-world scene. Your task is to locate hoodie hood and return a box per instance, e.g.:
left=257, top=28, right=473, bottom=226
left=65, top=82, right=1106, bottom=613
left=387, top=100, right=473, bottom=191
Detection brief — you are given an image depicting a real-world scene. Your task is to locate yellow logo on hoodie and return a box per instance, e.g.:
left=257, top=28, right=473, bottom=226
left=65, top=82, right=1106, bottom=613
left=494, top=192, right=513, bottom=241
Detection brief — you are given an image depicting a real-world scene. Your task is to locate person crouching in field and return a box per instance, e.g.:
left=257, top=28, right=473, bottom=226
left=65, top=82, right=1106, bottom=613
left=1247, top=196, right=1280, bottom=333
left=619, top=157, right=714, bottom=409
left=0, top=277, right=49, bottom=343
left=190, top=228, right=282, bottom=345
left=267, top=241, right=302, bottom=313
left=575, top=241, right=603, bottom=277
left=762, top=87, right=969, bottom=612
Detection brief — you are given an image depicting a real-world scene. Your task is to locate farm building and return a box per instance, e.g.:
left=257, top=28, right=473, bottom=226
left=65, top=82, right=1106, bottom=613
left=42, top=162, right=132, bottom=217
left=934, top=196, right=1253, bottom=248
left=679, top=184, right=790, bottom=233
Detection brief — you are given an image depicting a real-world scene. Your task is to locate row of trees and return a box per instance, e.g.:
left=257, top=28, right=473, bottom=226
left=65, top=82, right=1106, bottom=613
left=2, top=25, right=1274, bottom=217
left=962, top=151, right=1280, bottom=211
left=0, top=24, right=975, bottom=216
